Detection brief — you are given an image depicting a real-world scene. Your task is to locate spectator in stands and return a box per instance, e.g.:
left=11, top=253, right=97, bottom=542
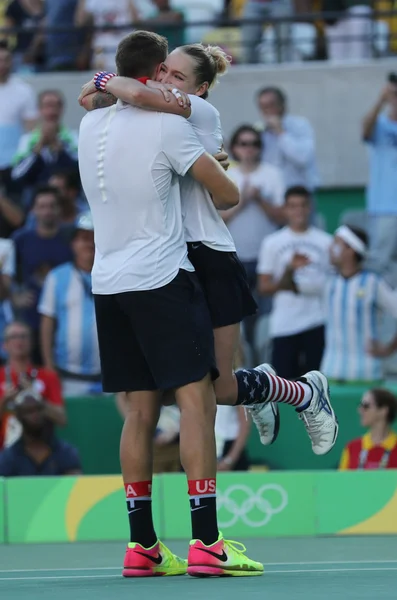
left=0, top=238, right=15, bottom=360
left=148, top=0, right=185, bottom=50
left=0, top=320, right=66, bottom=450
left=257, top=186, right=332, bottom=379
left=39, top=212, right=101, bottom=397
left=321, top=226, right=397, bottom=382
left=0, top=388, right=80, bottom=476
left=25, top=169, right=87, bottom=231
left=241, top=0, right=293, bottom=64
left=216, top=405, right=251, bottom=471
left=256, top=87, right=319, bottom=193
left=339, top=388, right=397, bottom=470
left=324, top=0, right=373, bottom=61
left=224, top=125, right=285, bottom=358
left=4, top=0, right=44, bottom=73
left=0, top=41, right=37, bottom=195
left=12, top=186, right=73, bottom=362
left=45, top=0, right=86, bottom=72
left=11, top=90, right=78, bottom=201
left=75, top=0, right=139, bottom=71
left=362, top=77, right=397, bottom=288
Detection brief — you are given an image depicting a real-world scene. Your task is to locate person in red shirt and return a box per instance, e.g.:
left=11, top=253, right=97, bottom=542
left=339, top=388, right=397, bottom=470
left=0, top=320, right=66, bottom=449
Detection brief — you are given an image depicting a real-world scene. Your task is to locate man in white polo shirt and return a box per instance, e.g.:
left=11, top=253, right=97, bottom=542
left=78, top=31, right=263, bottom=578
left=257, top=186, right=332, bottom=380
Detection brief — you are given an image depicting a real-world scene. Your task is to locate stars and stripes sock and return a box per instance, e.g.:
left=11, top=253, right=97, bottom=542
left=235, top=369, right=312, bottom=411
left=125, top=481, right=157, bottom=547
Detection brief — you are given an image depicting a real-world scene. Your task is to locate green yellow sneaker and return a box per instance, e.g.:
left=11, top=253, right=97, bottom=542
left=187, top=533, right=264, bottom=577
left=122, top=539, right=187, bottom=577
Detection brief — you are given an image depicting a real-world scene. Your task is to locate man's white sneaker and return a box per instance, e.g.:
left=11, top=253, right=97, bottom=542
left=247, top=364, right=280, bottom=446
left=297, top=371, right=338, bottom=455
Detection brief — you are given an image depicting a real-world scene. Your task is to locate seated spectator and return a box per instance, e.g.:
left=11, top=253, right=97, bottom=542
left=256, top=87, right=319, bottom=194
left=0, top=320, right=66, bottom=450
left=339, top=388, right=397, bottom=470
left=257, top=186, right=332, bottom=379
left=11, top=90, right=78, bottom=205
left=4, top=0, right=44, bottom=73
left=39, top=212, right=101, bottom=397
left=0, top=389, right=80, bottom=476
left=148, top=0, right=185, bottom=50
left=12, top=186, right=73, bottom=362
left=0, top=41, right=37, bottom=194
left=321, top=226, right=397, bottom=382
left=216, top=405, right=251, bottom=471
left=25, top=169, right=88, bottom=230
left=75, top=0, right=139, bottom=71
left=224, top=125, right=285, bottom=359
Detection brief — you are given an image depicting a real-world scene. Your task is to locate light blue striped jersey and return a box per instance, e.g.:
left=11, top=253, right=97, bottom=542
left=38, top=263, right=100, bottom=376
left=321, top=270, right=397, bottom=382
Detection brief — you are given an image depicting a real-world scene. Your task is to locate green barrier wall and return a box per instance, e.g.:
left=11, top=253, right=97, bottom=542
left=316, top=187, right=365, bottom=232
left=1, top=471, right=397, bottom=544
left=59, top=384, right=397, bottom=474
left=0, top=478, right=4, bottom=543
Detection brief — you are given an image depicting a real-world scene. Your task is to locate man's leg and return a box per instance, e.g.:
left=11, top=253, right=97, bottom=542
left=120, top=390, right=160, bottom=548
left=271, top=333, right=301, bottom=380
left=300, top=326, right=325, bottom=374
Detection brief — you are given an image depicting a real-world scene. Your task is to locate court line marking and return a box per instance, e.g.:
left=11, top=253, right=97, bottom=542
left=1, top=560, right=397, bottom=574
left=1, top=567, right=397, bottom=581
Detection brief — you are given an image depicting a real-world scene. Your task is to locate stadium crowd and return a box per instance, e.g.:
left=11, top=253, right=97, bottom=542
left=0, top=8, right=397, bottom=475
left=0, top=0, right=396, bottom=70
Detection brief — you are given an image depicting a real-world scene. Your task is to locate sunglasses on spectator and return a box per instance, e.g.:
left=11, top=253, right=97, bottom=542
left=237, top=140, right=261, bottom=148
left=359, top=401, right=373, bottom=410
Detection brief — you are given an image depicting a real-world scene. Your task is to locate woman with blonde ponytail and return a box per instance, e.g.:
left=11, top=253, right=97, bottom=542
left=80, top=38, right=281, bottom=453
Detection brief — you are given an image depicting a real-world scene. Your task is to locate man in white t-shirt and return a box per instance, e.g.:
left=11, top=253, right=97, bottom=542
left=0, top=42, right=37, bottom=190
left=78, top=31, right=265, bottom=579
left=257, top=186, right=332, bottom=379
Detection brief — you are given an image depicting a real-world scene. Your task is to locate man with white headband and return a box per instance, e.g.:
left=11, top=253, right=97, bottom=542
left=321, top=225, right=397, bottom=382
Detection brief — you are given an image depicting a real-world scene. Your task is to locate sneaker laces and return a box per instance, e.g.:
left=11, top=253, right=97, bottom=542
left=299, top=412, right=328, bottom=443
left=223, top=539, right=247, bottom=555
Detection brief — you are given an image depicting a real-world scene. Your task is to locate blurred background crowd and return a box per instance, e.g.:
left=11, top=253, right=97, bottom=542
left=0, top=0, right=397, bottom=478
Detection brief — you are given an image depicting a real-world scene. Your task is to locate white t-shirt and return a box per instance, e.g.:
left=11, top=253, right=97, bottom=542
left=78, top=103, right=205, bottom=294
left=226, top=164, right=285, bottom=262
left=257, top=226, right=332, bottom=337
left=181, top=95, right=235, bottom=252
left=0, top=76, right=37, bottom=169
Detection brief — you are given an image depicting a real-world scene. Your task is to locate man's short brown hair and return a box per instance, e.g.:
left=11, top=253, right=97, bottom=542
left=116, top=31, right=168, bottom=79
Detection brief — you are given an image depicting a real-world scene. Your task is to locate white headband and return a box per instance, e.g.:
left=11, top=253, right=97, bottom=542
left=335, top=225, right=367, bottom=256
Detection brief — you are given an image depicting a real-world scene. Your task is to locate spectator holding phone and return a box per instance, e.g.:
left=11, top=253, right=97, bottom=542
left=363, top=74, right=397, bottom=287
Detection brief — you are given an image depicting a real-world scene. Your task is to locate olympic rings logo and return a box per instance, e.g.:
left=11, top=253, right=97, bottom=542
left=217, top=484, right=288, bottom=528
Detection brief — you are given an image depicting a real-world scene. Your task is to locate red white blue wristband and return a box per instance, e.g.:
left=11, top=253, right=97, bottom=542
left=94, top=71, right=117, bottom=92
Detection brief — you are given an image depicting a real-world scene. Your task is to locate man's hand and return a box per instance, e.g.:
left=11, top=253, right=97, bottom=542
left=217, top=458, right=233, bottom=472
left=214, top=149, right=230, bottom=171
left=367, top=340, right=395, bottom=358
left=265, top=115, right=283, bottom=134
left=380, top=84, right=397, bottom=106
left=78, top=78, right=97, bottom=106
left=12, top=289, right=35, bottom=309
left=0, top=385, right=20, bottom=411
left=146, top=80, right=190, bottom=108
left=289, top=253, right=310, bottom=271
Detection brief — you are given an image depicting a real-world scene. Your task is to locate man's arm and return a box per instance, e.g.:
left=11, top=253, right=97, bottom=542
left=188, top=154, right=239, bottom=210
left=75, top=0, right=90, bottom=26
left=0, top=193, right=25, bottom=229
left=278, top=118, right=315, bottom=168
left=368, top=280, right=397, bottom=357
left=40, top=315, right=56, bottom=371
left=362, top=87, right=391, bottom=142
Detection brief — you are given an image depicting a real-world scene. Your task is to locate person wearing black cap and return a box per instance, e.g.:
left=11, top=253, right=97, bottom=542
left=321, top=225, right=397, bottom=383
left=38, top=211, right=101, bottom=396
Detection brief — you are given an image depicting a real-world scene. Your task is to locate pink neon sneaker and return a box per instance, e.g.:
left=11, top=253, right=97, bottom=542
left=122, top=540, right=187, bottom=577
left=187, top=534, right=264, bottom=577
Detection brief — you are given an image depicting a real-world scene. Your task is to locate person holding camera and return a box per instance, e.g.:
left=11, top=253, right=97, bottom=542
left=363, top=74, right=397, bottom=287
left=0, top=320, right=66, bottom=449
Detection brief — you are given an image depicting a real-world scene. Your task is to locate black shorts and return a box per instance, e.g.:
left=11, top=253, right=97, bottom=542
left=94, top=270, right=218, bottom=393
left=187, top=242, right=257, bottom=329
